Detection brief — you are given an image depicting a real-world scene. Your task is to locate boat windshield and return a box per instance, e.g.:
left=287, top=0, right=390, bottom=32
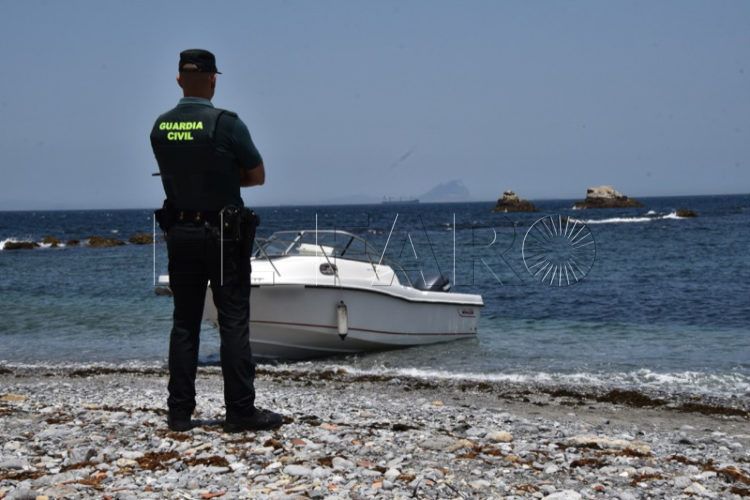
left=254, top=230, right=379, bottom=261
left=254, top=230, right=413, bottom=285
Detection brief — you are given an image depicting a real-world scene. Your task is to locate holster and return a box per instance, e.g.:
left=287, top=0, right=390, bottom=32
left=154, top=199, right=177, bottom=232
left=220, top=205, right=259, bottom=242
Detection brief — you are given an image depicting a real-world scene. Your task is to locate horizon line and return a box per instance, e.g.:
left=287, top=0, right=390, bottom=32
left=0, top=191, right=748, bottom=212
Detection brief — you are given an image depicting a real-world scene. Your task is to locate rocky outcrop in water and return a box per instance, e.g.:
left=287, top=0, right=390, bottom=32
left=573, top=185, right=643, bottom=209
left=129, top=233, right=154, bottom=245
left=66, top=239, right=80, bottom=247
left=86, top=236, right=125, bottom=248
left=493, top=191, right=537, bottom=213
left=3, top=241, right=39, bottom=250
left=676, top=208, right=698, bottom=218
left=41, top=236, right=61, bottom=248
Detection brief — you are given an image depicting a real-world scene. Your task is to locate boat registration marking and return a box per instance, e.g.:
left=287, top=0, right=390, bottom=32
left=458, top=308, right=475, bottom=317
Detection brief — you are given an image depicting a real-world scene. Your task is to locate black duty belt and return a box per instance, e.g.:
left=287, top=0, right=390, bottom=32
left=176, top=210, right=221, bottom=225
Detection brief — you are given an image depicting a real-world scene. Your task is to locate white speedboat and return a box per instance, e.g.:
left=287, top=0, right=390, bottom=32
left=159, top=229, right=483, bottom=360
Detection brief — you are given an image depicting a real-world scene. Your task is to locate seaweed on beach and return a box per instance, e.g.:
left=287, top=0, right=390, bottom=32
left=605, top=447, right=652, bottom=458
left=459, top=381, right=494, bottom=393
left=184, top=455, right=229, bottom=468
left=668, top=456, right=750, bottom=485
left=137, top=451, right=180, bottom=470
left=226, top=434, right=255, bottom=444
left=156, top=429, right=192, bottom=441
left=45, top=414, right=73, bottom=424
left=547, top=388, right=585, bottom=400
left=69, top=367, right=166, bottom=378
left=715, top=466, right=750, bottom=485
left=668, top=454, right=701, bottom=466
left=75, top=470, right=108, bottom=489
left=365, top=421, right=421, bottom=432
left=538, top=385, right=749, bottom=418
left=87, top=404, right=168, bottom=416
left=61, top=460, right=97, bottom=472
left=268, top=366, right=750, bottom=419
left=0, top=469, right=46, bottom=481
left=676, top=401, right=749, bottom=418
left=391, top=422, right=420, bottom=431
left=263, top=437, right=283, bottom=450
left=297, top=414, right=323, bottom=426
left=515, top=483, right=539, bottom=493
left=630, top=472, right=664, bottom=486
left=570, top=457, right=607, bottom=468
left=256, top=366, right=445, bottom=390
left=595, top=389, right=665, bottom=408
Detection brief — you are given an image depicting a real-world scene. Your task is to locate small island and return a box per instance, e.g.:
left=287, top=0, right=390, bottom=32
left=86, top=236, right=125, bottom=248
left=573, top=185, right=643, bottom=209
left=676, top=208, right=698, bottom=218
left=493, top=190, right=537, bottom=212
left=129, top=233, right=154, bottom=245
left=3, top=241, right=39, bottom=250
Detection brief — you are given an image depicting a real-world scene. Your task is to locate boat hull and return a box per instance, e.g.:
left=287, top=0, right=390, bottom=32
left=204, top=284, right=480, bottom=360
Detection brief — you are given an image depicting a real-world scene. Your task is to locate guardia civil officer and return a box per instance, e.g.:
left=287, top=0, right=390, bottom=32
left=150, top=49, right=282, bottom=432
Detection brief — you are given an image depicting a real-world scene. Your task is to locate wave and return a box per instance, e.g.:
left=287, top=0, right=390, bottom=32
left=264, top=363, right=749, bottom=400
left=572, top=211, right=684, bottom=225
left=1, top=360, right=747, bottom=402
left=0, top=237, right=66, bottom=250
left=0, top=237, right=32, bottom=250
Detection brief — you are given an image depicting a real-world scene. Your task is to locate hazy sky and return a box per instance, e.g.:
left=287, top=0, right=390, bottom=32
left=1, top=1, right=748, bottom=209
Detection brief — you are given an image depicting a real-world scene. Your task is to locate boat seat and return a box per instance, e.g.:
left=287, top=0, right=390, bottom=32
left=413, top=274, right=451, bottom=292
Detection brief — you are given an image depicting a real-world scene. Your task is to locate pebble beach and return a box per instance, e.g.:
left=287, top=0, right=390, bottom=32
left=1, top=364, right=748, bottom=499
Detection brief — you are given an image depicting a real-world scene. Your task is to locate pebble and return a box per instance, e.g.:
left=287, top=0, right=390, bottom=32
left=543, top=490, right=582, bottom=500
left=469, top=479, right=490, bottom=490
left=684, top=482, right=714, bottom=497
left=114, top=458, right=137, bottom=468
left=544, top=464, right=559, bottom=474
left=418, top=436, right=455, bottom=450
left=616, top=492, right=637, bottom=500
left=0, top=366, right=745, bottom=500
left=311, top=466, right=330, bottom=479
left=384, top=468, right=400, bottom=481
left=565, top=435, right=651, bottom=455
left=486, top=430, right=514, bottom=442
left=5, top=489, right=36, bottom=500
left=283, top=464, right=312, bottom=477
left=331, top=456, right=354, bottom=470
left=0, top=459, right=25, bottom=470
left=673, top=475, right=692, bottom=489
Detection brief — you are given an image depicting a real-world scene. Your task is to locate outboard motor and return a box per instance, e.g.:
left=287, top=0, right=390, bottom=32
left=413, top=274, right=451, bottom=292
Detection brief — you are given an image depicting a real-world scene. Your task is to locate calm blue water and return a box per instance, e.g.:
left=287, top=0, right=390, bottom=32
left=1, top=195, right=749, bottom=398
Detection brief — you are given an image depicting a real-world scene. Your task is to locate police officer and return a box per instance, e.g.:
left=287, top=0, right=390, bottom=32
left=150, top=49, right=282, bottom=432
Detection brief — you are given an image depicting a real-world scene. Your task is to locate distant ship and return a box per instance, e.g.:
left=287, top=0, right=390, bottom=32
left=382, top=196, right=420, bottom=205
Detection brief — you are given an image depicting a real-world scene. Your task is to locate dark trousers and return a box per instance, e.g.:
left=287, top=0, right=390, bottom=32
left=166, top=221, right=255, bottom=416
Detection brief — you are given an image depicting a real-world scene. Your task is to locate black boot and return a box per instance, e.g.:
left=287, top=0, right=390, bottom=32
left=167, top=410, right=193, bottom=432
left=223, top=407, right=283, bottom=433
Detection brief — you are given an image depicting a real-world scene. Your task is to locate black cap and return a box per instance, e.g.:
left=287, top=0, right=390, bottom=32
left=179, top=49, right=221, bottom=74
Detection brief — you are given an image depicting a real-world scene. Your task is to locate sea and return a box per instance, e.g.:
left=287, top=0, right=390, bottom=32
left=1, top=195, right=749, bottom=402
